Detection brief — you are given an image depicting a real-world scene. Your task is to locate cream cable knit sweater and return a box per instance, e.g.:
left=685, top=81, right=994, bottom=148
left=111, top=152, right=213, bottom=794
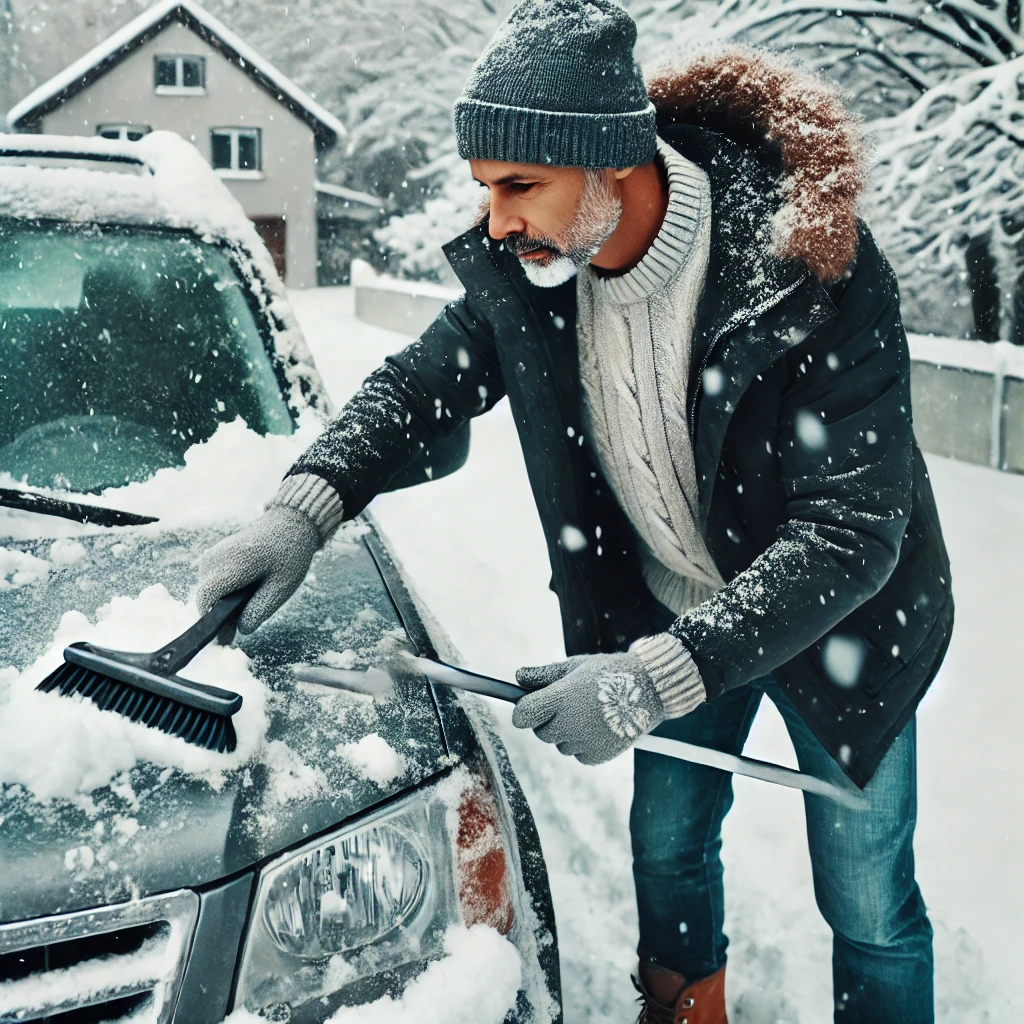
left=578, top=139, right=724, bottom=714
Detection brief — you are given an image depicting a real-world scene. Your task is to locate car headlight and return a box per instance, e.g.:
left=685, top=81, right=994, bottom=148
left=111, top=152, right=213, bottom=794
left=262, top=821, right=428, bottom=958
left=233, top=766, right=515, bottom=1022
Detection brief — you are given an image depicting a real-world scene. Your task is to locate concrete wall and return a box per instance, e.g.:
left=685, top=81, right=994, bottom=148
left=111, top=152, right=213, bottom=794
left=907, top=336, right=1024, bottom=474
left=350, top=260, right=458, bottom=336
left=909, top=363, right=996, bottom=467
left=1003, top=377, right=1024, bottom=473
left=353, top=286, right=454, bottom=337
left=38, top=22, right=318, bottom=287
left=911, top=365, right=1024, bottom=473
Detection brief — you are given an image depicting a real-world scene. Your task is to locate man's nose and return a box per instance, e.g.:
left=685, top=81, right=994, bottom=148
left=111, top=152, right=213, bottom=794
left=487, top=197, right=526, bottom=240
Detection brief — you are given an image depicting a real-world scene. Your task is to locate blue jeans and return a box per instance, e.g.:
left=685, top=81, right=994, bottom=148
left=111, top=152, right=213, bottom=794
left=631, top=675, right=933, bottom=1023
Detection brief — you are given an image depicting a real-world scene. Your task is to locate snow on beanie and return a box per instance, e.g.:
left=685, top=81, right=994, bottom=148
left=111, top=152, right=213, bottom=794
left=454, top=0, right=656, bottom=169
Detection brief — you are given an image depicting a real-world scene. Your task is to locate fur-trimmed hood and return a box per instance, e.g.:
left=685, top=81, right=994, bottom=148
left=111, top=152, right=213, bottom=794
left=647, top=46, right=867, bottom=284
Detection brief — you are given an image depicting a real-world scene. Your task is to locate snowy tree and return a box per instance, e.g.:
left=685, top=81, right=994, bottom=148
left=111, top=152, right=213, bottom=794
left=624, top=0, right=1024, bottom=338
left=630, top=0, right=1023, bottom=120
left=865, top=56, right=1024, bottom=340
left=0, top=0, right=13, bottom=116
left=1, top=0, right=155, bottom=113
left=374, top=151, right=484, bottom=282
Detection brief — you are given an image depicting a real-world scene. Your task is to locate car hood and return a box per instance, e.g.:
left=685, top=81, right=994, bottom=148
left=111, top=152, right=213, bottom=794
left=0, top=519, right=450, bottom=924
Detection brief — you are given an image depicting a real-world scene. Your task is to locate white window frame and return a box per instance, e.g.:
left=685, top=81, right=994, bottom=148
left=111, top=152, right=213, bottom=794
left=96, top=124, right=152, bottom=142
left=154, top=55, right=206, bottom=96
left=210, top=127, right=263, bottom=179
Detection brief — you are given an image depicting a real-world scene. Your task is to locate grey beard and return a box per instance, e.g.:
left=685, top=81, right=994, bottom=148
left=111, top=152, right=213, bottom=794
left=514, top=170, right=622, bottom=289
left=519, top=251, right=582, bottom=288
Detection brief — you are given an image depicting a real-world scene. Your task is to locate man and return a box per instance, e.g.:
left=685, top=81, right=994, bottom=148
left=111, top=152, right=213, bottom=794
left=198, top=2, right=954, bottom=1020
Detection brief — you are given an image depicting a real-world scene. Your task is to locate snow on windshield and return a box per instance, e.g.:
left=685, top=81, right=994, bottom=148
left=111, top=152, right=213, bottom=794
left=0, top=220, right=295, bottom=494
left=0, top=547, right=50, bottom=588
left=0, top=584, right=267, bottom=802
left=0, top=410, right=415, bottom=816
left=0, top=412, right=323, bottom=539
left=96, top=413, right=324, bottom=528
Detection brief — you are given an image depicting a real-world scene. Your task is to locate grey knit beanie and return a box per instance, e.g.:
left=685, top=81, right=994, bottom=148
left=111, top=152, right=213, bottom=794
left=454, top=0, right=656, bottom=169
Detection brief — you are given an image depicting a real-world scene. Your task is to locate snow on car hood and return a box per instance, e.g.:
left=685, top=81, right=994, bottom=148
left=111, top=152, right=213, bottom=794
left=0, top=427, right=450, bottom=924
left=0, top=585, right=269, bottom=801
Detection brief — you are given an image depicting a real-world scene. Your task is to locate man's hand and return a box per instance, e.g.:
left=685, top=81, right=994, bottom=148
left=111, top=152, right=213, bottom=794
left=197, top=473, right=344, bottom=637
left=196, top=506, right=322, bottom=636
left=512, top=651, right=668, bottom=765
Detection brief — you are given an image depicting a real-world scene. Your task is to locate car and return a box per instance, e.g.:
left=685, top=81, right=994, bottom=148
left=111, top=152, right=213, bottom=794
left=0, top=131, right=559, bottom=1024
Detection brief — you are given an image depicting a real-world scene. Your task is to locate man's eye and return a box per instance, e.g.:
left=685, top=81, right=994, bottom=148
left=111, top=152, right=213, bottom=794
left=511, top=182, right=535, bottom=194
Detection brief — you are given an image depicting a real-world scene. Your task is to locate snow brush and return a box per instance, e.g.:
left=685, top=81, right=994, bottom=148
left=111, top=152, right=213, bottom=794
left=35, top=583, right=259, bottom=753
left=293, top=653, right=869, bottom=810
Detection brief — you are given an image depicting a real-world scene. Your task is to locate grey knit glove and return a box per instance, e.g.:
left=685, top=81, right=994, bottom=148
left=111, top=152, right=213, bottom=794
left=512, top=635, right=706, bottom=765
left=196, top=474, right=344, bottom=635
left=513, top=652, right=666, bottom=765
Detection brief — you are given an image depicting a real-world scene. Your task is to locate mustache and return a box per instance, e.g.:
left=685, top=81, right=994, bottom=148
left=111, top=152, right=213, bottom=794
left=504, top=232, right=563, bottom=258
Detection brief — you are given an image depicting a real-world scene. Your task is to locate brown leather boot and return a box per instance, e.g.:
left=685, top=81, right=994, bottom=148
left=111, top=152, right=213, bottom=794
left=632, top=962, right=728, bottom=1024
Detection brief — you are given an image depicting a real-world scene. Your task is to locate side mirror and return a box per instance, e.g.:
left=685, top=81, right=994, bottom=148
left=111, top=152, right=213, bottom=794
left=382, top=421, right=471, bottom=492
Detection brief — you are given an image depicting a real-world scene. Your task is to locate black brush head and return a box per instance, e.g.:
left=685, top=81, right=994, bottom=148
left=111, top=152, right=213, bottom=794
left=37, top=661, right=238, bottom=753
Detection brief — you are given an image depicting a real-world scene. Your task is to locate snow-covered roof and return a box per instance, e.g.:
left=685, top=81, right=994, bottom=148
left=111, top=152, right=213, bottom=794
left=315, top=181, right=389, bottom=210
left=315, top=181, right=392, bottom=223
left=5, top=0, right=346, bottom=150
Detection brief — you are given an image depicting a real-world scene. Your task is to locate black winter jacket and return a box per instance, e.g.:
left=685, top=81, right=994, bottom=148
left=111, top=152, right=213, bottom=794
left=292, top=121, right=954, bottom=788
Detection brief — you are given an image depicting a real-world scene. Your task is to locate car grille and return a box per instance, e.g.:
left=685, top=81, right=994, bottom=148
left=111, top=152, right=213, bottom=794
left=0, top=890, right=198, bottom=1024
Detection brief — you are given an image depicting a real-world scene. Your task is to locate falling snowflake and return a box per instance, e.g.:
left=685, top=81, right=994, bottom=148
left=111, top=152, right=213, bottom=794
left=559, top=524, right=588, bottom=552
left=703, top=366, right=725, bottom=395
left=795, top=410, right=828, bottom=450
left=822, top=634, right=865, bottom=688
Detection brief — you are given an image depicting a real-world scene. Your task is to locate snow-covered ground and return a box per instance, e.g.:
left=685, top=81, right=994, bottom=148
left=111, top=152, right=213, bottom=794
left=290, top=285, right=1022, bottom=1022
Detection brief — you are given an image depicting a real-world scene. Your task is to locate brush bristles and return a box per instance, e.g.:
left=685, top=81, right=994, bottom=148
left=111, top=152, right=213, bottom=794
left=37, top=663, right=237, bottom=753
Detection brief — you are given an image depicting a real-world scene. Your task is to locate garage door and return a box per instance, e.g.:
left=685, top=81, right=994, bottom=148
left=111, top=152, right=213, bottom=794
left=251, top=216, right=286, bottom=282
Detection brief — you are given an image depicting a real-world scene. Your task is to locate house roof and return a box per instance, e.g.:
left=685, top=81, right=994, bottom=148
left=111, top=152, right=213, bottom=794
left=315, top=183, right=389, bottom=224
left=5, top=0, right=346, bottom=150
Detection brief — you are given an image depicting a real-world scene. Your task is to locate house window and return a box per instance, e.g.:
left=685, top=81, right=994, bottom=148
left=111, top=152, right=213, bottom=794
left=97, top=124, right=151, bottom=142
left=154, top=55, right=206, bottom=95
left=210, top=127, right=262, bottom=176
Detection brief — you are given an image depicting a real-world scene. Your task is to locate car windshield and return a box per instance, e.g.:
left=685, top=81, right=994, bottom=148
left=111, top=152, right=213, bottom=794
left=0, top=218, right=293, bottom=493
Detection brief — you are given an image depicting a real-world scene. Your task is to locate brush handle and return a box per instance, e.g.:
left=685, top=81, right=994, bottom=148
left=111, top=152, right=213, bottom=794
left=403, top=655, right=527, bottom=702
left=148, top=582, right=260, bottom=675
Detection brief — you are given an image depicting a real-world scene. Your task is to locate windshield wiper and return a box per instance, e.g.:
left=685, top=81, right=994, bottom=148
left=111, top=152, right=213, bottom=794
left=0, top=487, right=158, bottom=527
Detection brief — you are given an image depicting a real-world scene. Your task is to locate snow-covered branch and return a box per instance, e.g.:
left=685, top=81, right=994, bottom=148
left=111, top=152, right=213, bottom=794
left=865, top=56, right=1024, bottom=337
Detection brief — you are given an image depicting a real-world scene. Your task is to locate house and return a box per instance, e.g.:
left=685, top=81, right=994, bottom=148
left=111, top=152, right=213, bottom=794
left=5, top=0, right=346, bottom=288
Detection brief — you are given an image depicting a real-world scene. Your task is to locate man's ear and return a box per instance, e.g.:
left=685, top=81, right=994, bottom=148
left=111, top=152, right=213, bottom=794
left=613, top=166, right=636, bottom=181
